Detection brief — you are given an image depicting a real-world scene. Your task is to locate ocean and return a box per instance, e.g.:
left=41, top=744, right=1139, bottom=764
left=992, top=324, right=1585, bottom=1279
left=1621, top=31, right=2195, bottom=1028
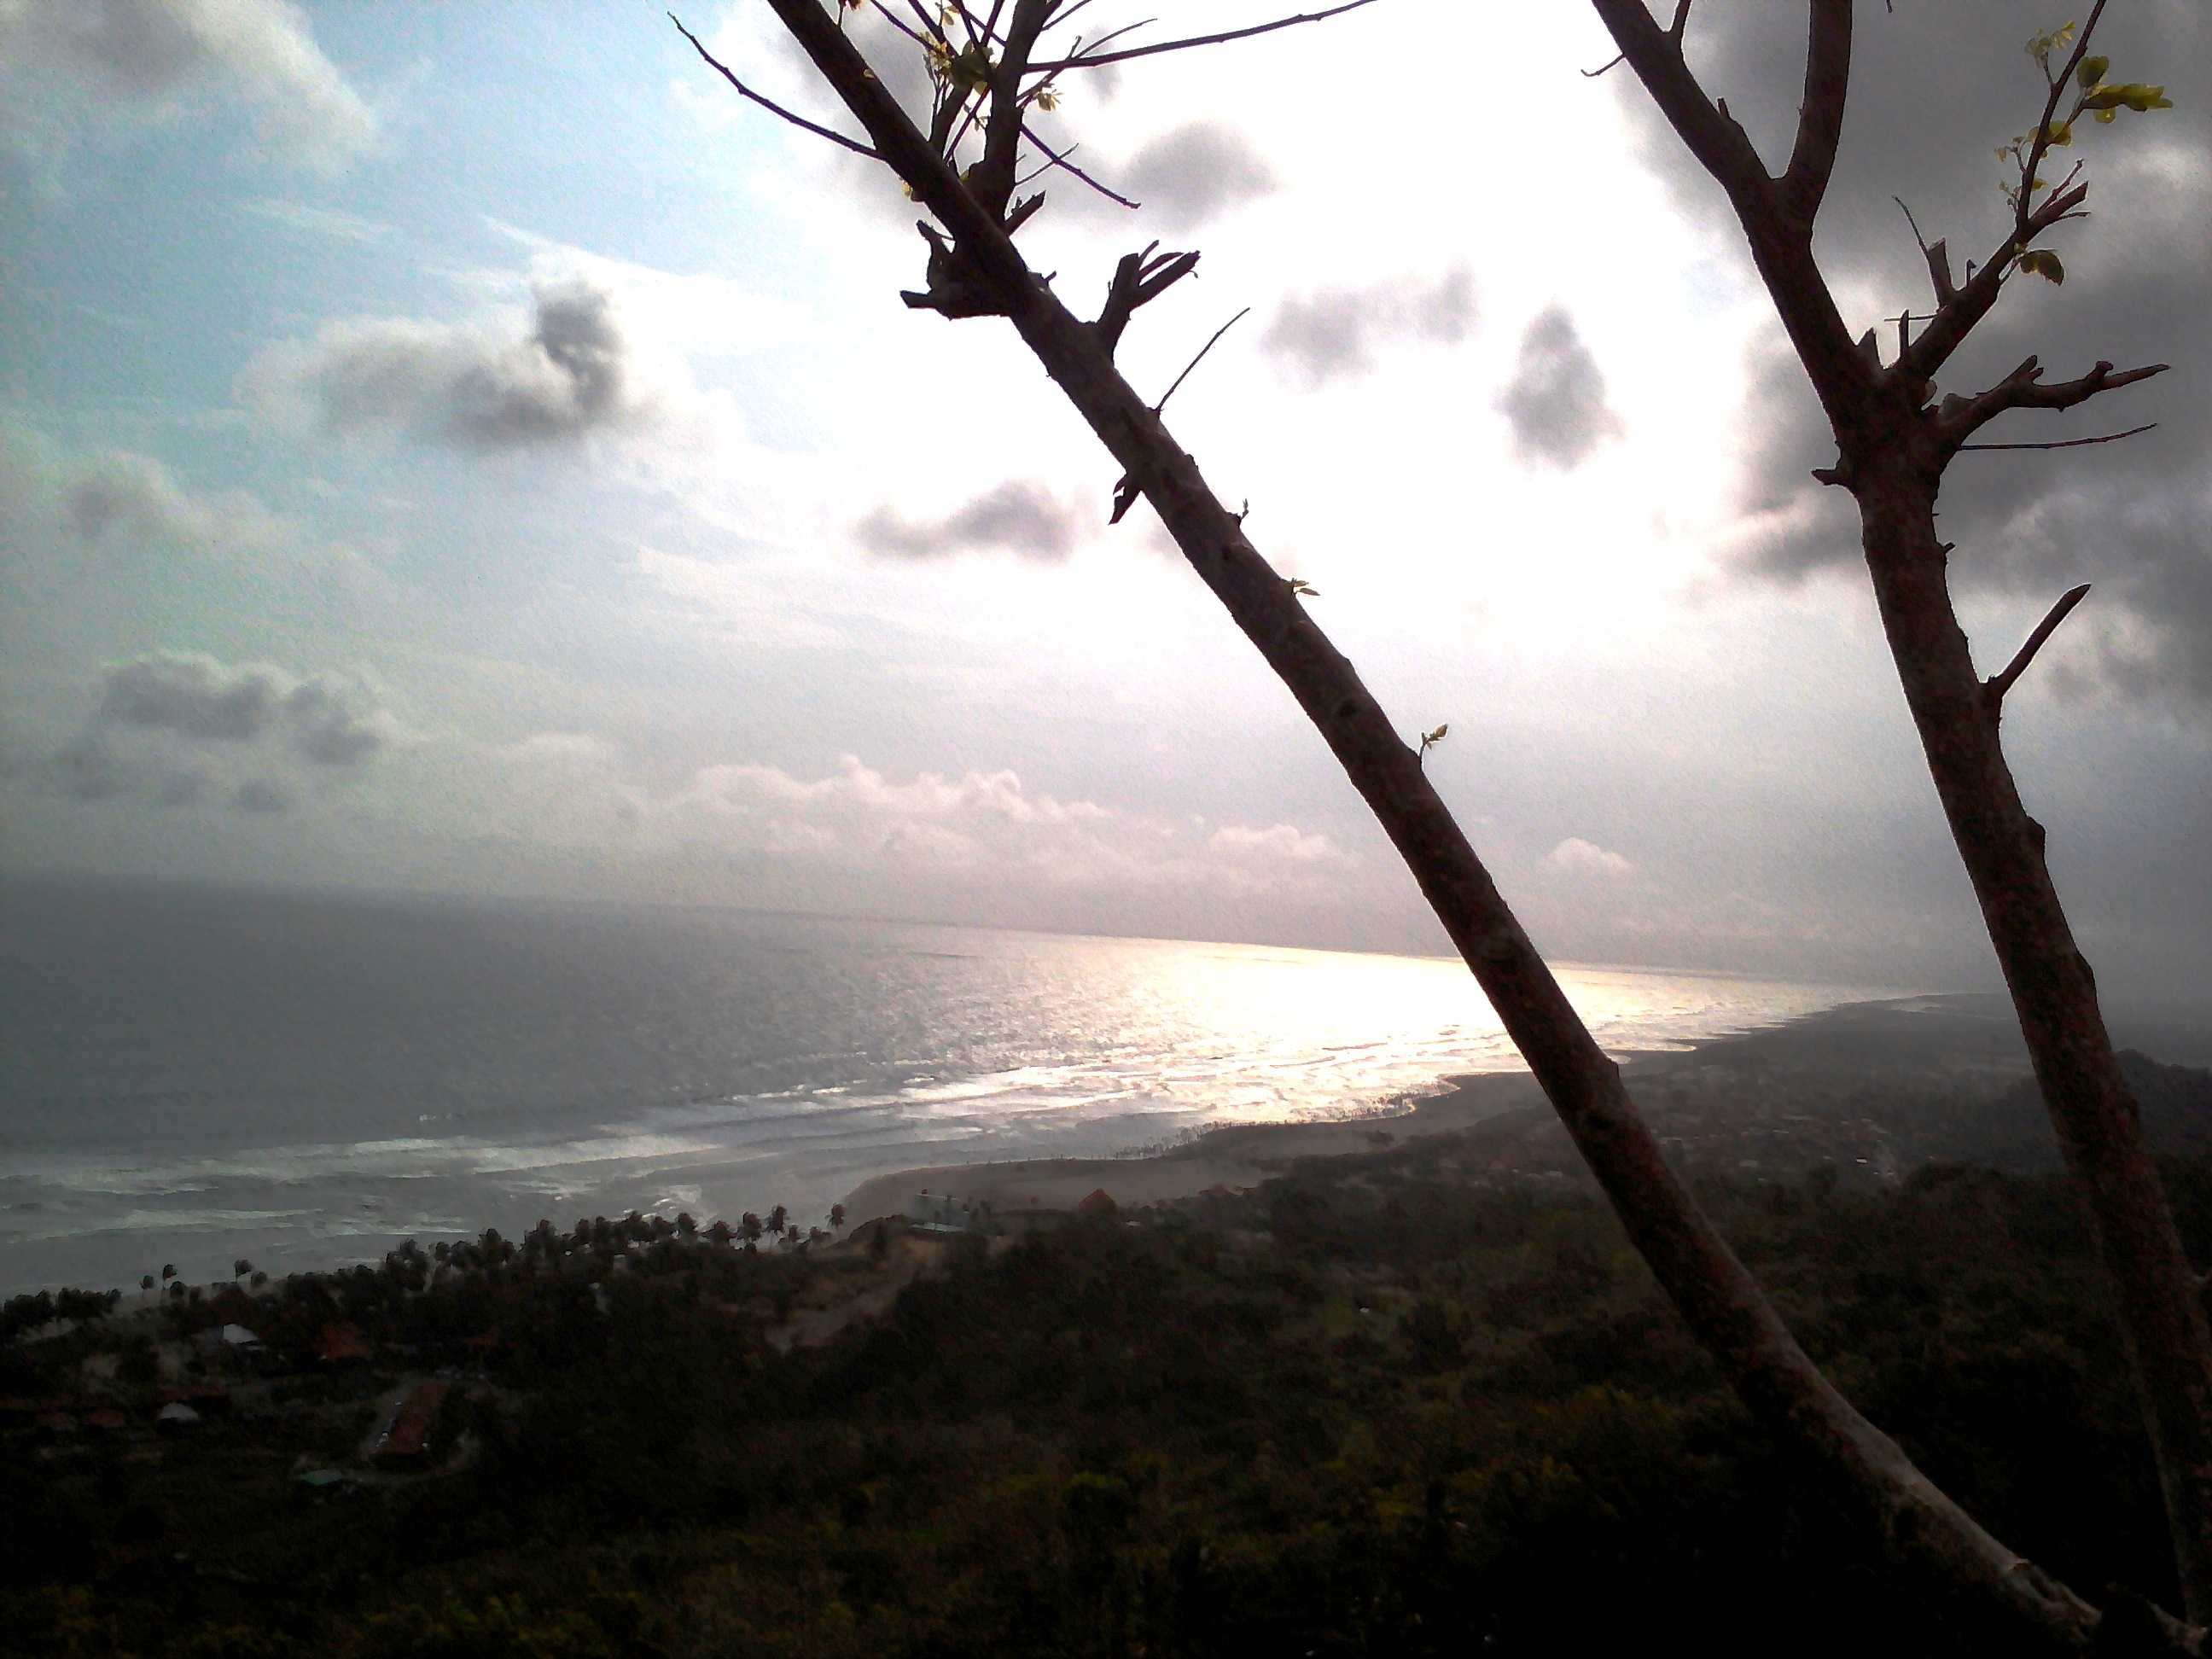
left=1, top=875, right=1901, bottom=1295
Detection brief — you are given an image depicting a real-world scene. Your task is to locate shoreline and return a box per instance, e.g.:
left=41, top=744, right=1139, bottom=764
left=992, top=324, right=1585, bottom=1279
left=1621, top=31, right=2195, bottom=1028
left=837, top=991, right=2013, bottom=1225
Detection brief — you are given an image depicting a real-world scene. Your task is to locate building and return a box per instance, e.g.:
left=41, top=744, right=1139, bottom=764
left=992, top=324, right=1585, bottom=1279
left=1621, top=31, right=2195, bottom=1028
left=909, top=1191, right=969, bottom=1233
left=371, top=1381, right=451, bottom=1468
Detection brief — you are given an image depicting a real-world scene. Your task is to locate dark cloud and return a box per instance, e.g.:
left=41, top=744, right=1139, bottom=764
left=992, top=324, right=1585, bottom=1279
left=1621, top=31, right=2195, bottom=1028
left=856, top=480, right=1081, bottom=562
left=0, top=0, right=376, bottom=171
left=1496, top=306, right=1624, bottom=470
left=44, top=734, right=137, bottom=803
left=253, top=282, right=649, bottom=450
left=1610, top=2, right=2209, bottom=703
left=1263, top=267, right=1476, bottom=386
left=232, top=779, right=293, bottom=815
left=1120, top=122, right=1278, bottom=230
left=29, top=652, right=391, bottom=813
left=101, top=653, right=287, bottom=742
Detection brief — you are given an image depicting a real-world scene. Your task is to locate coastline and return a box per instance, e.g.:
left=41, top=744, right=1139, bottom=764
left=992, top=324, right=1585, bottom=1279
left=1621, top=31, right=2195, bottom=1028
left=837, top=991, right=2021, bottom=1225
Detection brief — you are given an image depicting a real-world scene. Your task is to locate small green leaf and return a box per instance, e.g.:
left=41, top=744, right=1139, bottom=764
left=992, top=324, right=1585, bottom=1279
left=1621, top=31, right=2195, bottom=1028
left=2044, top=119, right=2072, bottom=147
left=2077, top=54, right=2109, bottom=86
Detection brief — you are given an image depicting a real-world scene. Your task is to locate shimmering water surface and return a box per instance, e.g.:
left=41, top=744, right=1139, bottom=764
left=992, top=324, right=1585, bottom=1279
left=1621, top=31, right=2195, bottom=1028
left=2, top=876, right=1896, bottom=1292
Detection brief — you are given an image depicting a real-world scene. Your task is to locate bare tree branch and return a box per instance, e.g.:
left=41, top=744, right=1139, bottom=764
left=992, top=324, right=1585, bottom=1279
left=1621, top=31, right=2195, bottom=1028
left=1025, top=0, right=1379, bottom=72
left=1936, top=356, right=2169, bottom=445
left=1022, top=119, right=1139, bottom=207
left=1155, top=306, right=1250, bottom=413
left=1987, top=585, right=2092, bottom=707
left=973, top=0, right=1056, bottom=213
left=1093, top=241, right=1199, bottom=352
left=1895, top=177, right=2089, bottom=384
left=1893, top=195, right=1957, bottom=305
left=667, top=13, right=879, bottom=159
left=1959, top=422, right=2156, bottom=452
left=1781, top=0, right=1852, bottom=224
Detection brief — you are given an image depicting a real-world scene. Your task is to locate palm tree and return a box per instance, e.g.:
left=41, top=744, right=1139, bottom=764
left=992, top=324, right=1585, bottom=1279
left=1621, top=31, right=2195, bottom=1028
left=140, top=1273, right=154, bottom=1300
left=767, top=1203, right=789, bottom=1236
left=160, top=1264, right=176, bottom=1291
left=830, top=1203, right=847, bottom=1231
left=233, top=1258, right=252, bottom=1281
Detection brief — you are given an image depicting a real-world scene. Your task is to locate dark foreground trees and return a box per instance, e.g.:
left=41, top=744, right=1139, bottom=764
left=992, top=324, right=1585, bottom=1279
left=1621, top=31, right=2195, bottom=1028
left=679, top=1, right=2199, bottom=1644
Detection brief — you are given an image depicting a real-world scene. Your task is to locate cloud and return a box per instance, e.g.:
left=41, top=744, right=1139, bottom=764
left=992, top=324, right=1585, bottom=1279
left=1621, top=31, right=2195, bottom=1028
left=96, top=650, right=394, bottom=766
left=1262, top=267, right=1477, bottom=387
left=50, top=447, right=287, bottom=555
left=619, top=753, right=1355, bottom=911
left=231, top=778, right=293, bottom=815
left=856, top=480, right=1083, bottom=562
left=245, top=281, right=654, bottom=450
left=1119, top=122, right=1278, bottom=230
left=241, top=198, right=393, bottom=243
left=1208, top=823, right=1342, bottom=864
left=1496, top=306, right=1625, bottom=471
left=42, top=734, right=137, bottom=804
left=1544, top=836, right=1635, bottom=880
left=0, top=0, right=378, bottom=173
left=1608, top=1, right=2210, bottom=702
left=36, top=733, right=207, bottom=811
left=26, top=651, right=399, bottom=816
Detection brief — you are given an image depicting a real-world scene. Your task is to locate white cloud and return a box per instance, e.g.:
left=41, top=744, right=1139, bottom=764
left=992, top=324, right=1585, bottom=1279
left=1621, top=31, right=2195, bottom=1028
left=242, top=198, right=393, bottom=243
left=1208, top=823, right=1342, bottom=864
left=0, top=0, right=378, bottom=175
left=1544, top=836, right=1635, bottom=880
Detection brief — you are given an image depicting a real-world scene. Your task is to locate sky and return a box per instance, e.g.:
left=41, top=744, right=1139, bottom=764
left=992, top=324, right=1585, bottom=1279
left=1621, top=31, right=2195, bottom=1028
left=0, top=0, right=2204, bottom=993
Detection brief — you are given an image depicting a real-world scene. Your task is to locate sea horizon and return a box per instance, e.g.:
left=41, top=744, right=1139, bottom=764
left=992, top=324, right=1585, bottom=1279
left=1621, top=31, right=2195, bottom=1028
left=0, top=871, right=1969, bottom=1297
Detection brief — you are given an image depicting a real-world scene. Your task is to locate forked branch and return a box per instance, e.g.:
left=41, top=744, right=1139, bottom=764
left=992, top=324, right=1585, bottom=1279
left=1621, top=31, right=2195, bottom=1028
left=1936, top=356, right=2168, bottom=445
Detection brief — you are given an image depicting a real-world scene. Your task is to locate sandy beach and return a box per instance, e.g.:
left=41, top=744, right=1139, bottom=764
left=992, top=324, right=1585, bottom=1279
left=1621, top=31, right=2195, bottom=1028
left=840, top=991, right=2161, bottom=1225
left=840, top=1068, right=1555, bottom=1223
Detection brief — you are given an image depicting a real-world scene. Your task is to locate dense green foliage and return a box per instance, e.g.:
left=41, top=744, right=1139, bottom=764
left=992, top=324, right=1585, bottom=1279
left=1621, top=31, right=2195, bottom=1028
left=10, top=1150, right=2212, bottom=1656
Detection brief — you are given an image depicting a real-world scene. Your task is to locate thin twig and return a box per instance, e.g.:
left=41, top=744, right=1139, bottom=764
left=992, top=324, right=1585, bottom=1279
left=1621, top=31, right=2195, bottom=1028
left=1026, top=0, right=1377, bottom=71
left=1155, top=306, right=1251, bottom=413
left=669, top=14, right=879, bottom=158
left=1987, top=585, right=2091, bottom=705
left=1022, top=120, right=1138, bottom=207
left=1893, top=195, right=1955, bottom=305
left=1959, top=422, right=2156, bottom=452
left=1581, top=52, right=1626, bottom=79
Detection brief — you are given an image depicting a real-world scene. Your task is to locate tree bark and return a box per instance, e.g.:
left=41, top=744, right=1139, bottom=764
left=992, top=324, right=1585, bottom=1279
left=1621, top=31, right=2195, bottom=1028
left=1855, top=441, right=2212, bottom=1623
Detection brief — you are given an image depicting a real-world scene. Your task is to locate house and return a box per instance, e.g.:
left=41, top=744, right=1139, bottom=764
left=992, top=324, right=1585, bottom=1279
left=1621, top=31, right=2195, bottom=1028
left=371, top=1381, right=451, bottom=1468
left=1076, top=1189, right=1119, bottom=1220
left=910, top=1191, right=969, bottom=1232
left=155, top=1402, right=202, bottom=1435
left=315, top=1323, right=371, bottom=1366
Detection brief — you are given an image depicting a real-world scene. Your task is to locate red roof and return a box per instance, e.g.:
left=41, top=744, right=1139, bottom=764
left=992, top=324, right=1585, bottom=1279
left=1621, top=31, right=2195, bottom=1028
left=1076, top=1188, right=1119, bottom=1217
left=374, top=1381, right=451, bottom=1464
left=316, top=1322, right=372, bottom=1364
